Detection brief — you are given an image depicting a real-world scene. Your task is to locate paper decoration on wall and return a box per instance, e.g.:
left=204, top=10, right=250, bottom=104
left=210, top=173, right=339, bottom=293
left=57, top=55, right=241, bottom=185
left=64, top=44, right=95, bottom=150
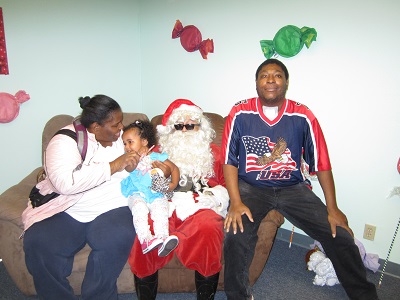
left=397, top=157, right=400, bottom=174
left=172, top=20, right=214, bottom=59
left=260, top=25, right=317, bottom=59
left=387, top=157, right=400, bottom=198
left=0, top=8, right=9, bottom=75
left=0, top=90, right=30, bottom=123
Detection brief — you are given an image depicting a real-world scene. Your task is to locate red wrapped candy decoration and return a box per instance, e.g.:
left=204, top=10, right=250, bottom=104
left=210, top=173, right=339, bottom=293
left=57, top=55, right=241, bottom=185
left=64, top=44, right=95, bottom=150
left=0, top=90, right=30, bottom=123
left=172, top=20, right=214, bottom=59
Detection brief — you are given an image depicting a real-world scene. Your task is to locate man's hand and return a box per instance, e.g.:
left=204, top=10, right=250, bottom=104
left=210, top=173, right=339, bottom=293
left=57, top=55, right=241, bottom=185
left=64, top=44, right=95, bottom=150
left=316, top=170, right=353, bottom=238
left=224, top=202, right=253, bottom=234
left=327, top=207, right=354, bottom=238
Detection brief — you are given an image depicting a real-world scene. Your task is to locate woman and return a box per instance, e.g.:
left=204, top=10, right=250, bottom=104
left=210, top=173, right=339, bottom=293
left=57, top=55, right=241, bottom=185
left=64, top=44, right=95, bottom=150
left=22, top=95, right=139, bottom=300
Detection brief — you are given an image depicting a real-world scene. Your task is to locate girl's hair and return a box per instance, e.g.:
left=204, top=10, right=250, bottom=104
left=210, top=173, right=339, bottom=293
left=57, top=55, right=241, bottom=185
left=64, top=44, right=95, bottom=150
left=123, top=120, right=157, bottom=148
left=78, top=94, right=121, bottom=128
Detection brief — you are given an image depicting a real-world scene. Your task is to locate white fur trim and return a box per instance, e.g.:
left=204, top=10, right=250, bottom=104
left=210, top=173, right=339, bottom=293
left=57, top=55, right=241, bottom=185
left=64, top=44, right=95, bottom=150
left=175, top=104, right=202, bottom=115
left=157, top=124, right=173, bottom=135
left=169, top=186, right=229, bottom=221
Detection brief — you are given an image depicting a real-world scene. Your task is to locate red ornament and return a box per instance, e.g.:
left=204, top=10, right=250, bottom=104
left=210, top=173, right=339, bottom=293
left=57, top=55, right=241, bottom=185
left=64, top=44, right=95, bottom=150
left=0, top=90, right=30, bottom=123
left=172, top=20, right=214, bottom=59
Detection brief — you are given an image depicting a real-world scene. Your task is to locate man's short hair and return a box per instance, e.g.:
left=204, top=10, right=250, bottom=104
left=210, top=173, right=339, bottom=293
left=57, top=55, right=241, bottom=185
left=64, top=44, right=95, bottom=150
left=255, top=59, right=289, bottom=81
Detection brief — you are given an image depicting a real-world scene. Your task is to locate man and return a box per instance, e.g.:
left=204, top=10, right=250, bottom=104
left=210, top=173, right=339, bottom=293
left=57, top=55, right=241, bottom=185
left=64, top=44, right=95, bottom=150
left=128, top=99, right=229, bottom=300
left=221, top=59, right=378, bottom=300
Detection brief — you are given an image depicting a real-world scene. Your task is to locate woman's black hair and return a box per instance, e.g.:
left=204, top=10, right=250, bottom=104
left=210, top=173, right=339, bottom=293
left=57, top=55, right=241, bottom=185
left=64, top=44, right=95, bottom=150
left=255, top=58, right=289, bottom=80
left=123, top=120, right=157, bottom=148
left=78, top=94, right=121, bottom=128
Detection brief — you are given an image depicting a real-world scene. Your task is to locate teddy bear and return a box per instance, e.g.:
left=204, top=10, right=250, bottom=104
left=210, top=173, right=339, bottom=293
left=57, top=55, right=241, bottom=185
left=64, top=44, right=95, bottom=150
left=306, top=248, right=340, bottom=287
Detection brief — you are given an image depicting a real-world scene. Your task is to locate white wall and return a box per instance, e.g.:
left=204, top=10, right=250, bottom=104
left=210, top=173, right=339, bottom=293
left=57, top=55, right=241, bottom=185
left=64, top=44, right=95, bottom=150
left=0, top=0, right=142, bottom=193
left=1, top=0, right=399, bottom=265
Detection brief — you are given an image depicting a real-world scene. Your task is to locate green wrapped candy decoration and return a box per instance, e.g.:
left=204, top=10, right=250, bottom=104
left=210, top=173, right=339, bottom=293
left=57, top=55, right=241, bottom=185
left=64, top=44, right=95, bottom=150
left=260, top=25, right=317, bottom=59
left=261, top=40, right=275, bottom=60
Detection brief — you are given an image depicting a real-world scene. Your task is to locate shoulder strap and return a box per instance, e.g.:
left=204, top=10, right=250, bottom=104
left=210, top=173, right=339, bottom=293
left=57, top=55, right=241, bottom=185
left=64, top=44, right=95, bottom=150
left=53, top=119, right=88, bottom=161
left=55, top=129, right=77, bottom=141
left=38, top=122, right=87, bottom=186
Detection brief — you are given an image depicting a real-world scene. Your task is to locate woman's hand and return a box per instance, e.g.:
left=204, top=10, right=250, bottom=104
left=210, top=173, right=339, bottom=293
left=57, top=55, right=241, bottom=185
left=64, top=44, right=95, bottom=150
left=110, top=151, right=140, bottom=174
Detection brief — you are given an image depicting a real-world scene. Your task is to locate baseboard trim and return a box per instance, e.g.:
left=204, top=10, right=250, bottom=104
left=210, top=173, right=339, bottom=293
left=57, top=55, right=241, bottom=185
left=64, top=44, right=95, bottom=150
left=276, top=228, right=400, bottom=279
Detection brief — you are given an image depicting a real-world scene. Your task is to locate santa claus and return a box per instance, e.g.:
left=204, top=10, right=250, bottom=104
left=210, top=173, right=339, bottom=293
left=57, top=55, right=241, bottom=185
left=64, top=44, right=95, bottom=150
left=128, top=99, right=228, bottom=300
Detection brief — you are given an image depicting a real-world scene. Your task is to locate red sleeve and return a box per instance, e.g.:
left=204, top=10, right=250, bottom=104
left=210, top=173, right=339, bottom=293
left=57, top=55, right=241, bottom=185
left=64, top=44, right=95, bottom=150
left=312, top=118, right=331, bottom=172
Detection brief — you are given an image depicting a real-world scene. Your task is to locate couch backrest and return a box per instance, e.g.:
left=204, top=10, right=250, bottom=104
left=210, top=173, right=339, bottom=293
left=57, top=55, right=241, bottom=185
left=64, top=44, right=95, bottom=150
left=41, top=113, right=149, bottom=163
left=41, top=112, right=225, bottom=164
left=42, top=114, right=74, bottom=158
left=150, top=112, right=226, bottom=147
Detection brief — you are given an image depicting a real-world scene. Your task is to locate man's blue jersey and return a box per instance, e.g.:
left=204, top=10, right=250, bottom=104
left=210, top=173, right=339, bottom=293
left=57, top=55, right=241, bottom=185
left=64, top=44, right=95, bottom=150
left=221, top=97, right=331, bottom=187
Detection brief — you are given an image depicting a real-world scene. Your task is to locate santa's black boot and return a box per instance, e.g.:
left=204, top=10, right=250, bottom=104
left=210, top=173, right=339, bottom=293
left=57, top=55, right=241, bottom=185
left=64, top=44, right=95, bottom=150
left=134, top=271, right=158, bottom=300
left=195, top=271, right=219, bottom=300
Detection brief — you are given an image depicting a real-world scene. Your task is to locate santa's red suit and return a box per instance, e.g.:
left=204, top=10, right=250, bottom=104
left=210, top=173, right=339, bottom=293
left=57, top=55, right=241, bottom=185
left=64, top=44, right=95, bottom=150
left=129, top=143, right=225, bottom=278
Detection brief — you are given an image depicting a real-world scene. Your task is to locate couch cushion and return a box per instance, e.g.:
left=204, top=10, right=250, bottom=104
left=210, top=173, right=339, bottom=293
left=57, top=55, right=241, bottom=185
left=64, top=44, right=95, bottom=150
left=0, top=111, right=285, bottom=296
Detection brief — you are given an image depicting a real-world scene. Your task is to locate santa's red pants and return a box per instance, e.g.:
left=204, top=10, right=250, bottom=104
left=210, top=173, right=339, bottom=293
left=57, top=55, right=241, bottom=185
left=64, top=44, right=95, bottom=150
left=129, top=209, right=224, bottom=278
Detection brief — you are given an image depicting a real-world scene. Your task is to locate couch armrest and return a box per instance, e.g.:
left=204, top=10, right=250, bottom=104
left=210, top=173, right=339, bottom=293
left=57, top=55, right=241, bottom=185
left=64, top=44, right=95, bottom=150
left=0, top=167, right=42, bottom=296
left=0, top=168, right=41, bottom=228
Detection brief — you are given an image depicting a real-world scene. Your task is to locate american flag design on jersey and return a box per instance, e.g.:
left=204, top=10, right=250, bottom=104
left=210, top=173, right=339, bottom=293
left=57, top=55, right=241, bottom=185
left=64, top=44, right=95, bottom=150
left=242, top=136, right=297, bottom=172
left=222, top=97, right=332, bottom=187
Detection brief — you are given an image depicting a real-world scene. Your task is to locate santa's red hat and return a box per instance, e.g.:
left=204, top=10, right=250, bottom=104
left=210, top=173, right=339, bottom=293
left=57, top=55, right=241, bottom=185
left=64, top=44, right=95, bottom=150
left=161, top=99, right=203, bottom=126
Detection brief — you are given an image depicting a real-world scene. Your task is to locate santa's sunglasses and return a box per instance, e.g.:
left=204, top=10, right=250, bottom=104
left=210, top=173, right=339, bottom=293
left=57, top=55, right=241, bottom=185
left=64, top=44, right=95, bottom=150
left=174, top=123, right=200, bottom=131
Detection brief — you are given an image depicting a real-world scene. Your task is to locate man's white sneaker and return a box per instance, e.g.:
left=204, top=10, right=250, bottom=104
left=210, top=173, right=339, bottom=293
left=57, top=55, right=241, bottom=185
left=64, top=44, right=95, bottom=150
left=158, top=235, right=179, bottom=257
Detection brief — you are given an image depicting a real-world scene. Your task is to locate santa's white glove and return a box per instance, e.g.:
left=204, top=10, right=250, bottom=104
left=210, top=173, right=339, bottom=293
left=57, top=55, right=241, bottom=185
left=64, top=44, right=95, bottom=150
left=171, top=191, right=198, bottom=221
left=196, top=185, right=229, bottom=218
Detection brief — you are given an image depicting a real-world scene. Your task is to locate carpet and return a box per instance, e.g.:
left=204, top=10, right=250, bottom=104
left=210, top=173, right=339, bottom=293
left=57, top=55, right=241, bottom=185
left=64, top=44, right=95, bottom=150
left=1, top=238, right=399, bottom=299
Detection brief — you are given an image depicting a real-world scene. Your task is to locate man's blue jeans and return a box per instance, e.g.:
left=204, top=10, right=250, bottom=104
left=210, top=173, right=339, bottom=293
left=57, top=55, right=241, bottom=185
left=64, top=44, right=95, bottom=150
left=224, top=180, right=378, bottom=300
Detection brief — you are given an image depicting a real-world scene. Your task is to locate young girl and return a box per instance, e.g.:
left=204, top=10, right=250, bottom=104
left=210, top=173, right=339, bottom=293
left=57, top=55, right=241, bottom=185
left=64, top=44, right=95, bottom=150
left=121, top=120, right=180, bottom=256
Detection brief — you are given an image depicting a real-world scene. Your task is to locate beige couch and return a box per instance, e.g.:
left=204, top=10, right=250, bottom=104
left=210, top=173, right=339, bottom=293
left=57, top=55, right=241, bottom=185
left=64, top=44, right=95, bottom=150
left=0, top=112, right=284, bottom=296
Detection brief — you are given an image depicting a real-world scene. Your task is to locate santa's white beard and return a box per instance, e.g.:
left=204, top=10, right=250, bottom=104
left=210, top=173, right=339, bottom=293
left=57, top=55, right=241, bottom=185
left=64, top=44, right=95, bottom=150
left=159, top=130, right=214, bottom=180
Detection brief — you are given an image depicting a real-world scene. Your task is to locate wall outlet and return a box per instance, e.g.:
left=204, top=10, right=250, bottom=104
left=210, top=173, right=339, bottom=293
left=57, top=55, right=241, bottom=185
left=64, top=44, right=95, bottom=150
left=363, top=224, right=376, bottom=241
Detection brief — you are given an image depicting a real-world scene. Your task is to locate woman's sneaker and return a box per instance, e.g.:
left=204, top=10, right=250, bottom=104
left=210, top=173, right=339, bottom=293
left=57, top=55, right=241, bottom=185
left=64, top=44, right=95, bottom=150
left=158, top=235, right=179, bottom=257
left=142, top=238, right=163, bottom=254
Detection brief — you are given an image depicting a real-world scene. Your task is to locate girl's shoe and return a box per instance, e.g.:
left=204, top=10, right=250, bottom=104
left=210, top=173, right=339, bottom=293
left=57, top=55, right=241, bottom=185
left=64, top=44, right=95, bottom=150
left=142, top=237, right=163, bottom=254
left=158, top=235, right=179, bottom=257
